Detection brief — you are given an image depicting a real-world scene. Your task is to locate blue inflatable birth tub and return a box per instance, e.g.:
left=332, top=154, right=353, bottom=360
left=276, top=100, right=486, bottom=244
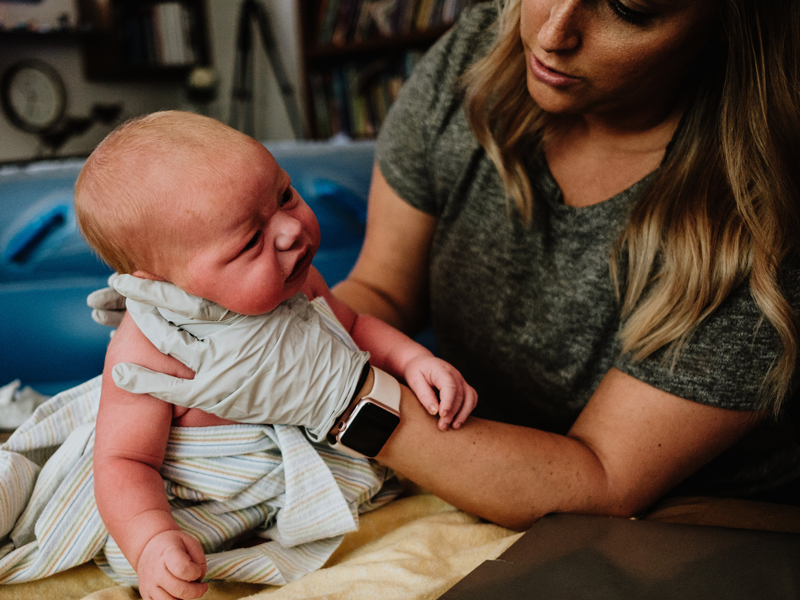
left=0, top=140, right=376, bottom=395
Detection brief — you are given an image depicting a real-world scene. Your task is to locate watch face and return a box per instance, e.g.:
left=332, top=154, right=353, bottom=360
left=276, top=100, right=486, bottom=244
left=2, top=60, right=66, bottom=133
left=339, top=402, right=400, bottom=458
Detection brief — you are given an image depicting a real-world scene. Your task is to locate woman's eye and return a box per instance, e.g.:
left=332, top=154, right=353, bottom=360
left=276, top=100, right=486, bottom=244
left=280, top=188, right=294, bottom=207
left=607, top=0, right=653, bottom=26
left=242, top=231, right=261, bottom=252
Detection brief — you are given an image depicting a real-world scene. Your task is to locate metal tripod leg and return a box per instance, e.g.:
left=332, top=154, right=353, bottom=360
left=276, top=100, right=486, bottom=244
left=229, top=0, right=304, bottom=139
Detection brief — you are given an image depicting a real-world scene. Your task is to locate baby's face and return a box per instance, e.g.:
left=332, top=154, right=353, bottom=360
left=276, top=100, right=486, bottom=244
left=162, top=140, right=320, bottom=315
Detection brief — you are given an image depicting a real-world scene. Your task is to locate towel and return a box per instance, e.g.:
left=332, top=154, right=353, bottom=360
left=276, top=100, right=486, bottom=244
left=0, top=490, right=522, bottom=600
left=0, top=374, right=399, bottom=587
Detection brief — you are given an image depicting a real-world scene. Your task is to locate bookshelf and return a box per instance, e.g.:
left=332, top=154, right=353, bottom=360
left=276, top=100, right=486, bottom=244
left=76, top=0, right=211, bottom=81
left=299, top=0, right=475, bottom=140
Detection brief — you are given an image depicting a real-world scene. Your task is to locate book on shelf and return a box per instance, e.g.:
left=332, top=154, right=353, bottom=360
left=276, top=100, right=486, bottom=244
left=413, top=0, right=434, bottom=31
left=352, top=0, right=380, bottom=41
left=368, top=0, right=395, bottom=36
left=155, top=2, right=196, bottom=66
left=317, top=0, right=342, bottom=45
left=308, top=71, right=333, bottom=139
left=313, top=0, right=466, bottom=48
left=330, top=65, right=352, bottom=137
left=308, top=49, right=423, bottom=139
left=325, top=71, right=342, bottom=135
left=442, top=0, right=463, bottom=22
left=331, top=0, right=359, bottom=45
left=117, top=2, right=197, bottom=69
left=345, top=63, right=375, bottom=137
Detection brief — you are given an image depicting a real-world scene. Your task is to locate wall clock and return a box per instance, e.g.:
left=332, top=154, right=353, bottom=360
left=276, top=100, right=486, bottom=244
left=1, top=60, right=67, bottom=133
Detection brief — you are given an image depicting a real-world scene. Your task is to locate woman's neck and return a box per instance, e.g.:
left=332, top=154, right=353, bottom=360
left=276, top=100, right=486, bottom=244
left=561, top=94, right=685, bottom=151
left=544, top=106, right=684, bottom=208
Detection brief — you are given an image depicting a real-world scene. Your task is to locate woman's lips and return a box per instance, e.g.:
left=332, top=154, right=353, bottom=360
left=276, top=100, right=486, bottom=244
left=530, top=55, right=580, bottom=87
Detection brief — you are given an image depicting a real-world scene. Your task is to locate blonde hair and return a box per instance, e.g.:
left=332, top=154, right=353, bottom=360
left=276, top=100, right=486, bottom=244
left=464, top=0, right=800, bottom=414
left=75, top=111, right=253, bottom=274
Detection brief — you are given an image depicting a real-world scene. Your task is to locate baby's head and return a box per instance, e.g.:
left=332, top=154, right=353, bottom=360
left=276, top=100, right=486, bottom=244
left=76, top=111, right=320, bottom=314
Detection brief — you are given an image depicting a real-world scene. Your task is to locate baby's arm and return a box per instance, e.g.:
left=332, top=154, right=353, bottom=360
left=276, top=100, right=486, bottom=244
left=303, top=267, right=477, bottom=429
left=94, top=313, right=208, bottom=600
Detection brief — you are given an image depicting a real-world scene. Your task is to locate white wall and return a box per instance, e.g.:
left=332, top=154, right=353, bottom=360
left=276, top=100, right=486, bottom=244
left=0, top=0, right=303, bottom=164
left=0, top=38, right=188, bottom=163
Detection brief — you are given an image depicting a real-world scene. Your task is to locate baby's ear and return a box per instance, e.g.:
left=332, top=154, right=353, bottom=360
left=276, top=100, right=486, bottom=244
left=131, top=270, right=166, bottom=281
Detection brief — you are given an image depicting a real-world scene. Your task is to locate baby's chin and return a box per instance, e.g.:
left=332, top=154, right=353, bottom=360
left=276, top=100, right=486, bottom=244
left=212, top=293, right=295, bottom=317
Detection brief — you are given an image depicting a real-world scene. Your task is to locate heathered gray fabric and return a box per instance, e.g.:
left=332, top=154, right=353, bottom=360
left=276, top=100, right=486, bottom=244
left=375, top=3, right=800, bottom=502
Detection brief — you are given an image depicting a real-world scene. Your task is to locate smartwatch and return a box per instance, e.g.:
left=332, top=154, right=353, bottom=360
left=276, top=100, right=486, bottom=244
left=327, top=366, right=401, bottom=458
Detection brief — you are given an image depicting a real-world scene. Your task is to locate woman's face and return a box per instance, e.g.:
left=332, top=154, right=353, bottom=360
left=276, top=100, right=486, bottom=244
left=520, top=0, right=719, bottom=127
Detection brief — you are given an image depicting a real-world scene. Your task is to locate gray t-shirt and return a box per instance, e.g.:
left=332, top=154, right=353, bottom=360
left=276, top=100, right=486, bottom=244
left=376, top=4, right=800, bottom=502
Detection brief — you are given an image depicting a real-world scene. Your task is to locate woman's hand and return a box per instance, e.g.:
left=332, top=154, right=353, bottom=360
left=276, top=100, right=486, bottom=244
left=87, top=273, right=127, bottom=328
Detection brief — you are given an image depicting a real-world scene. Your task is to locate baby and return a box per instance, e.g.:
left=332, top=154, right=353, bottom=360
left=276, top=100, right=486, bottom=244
left=74, top=111, right=477, bottom=600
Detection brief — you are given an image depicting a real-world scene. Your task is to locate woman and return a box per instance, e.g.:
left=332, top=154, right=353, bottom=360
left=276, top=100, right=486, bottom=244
left=92, top=0, right=799, bottom=531
left=332, top=0, right=800, bottom=529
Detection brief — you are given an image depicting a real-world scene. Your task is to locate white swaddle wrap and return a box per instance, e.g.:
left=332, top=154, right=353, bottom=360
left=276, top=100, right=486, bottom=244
left=117, top=293, right=371, bottom=442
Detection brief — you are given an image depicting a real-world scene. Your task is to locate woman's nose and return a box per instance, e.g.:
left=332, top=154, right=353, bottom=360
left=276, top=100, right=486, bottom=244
left=273, top=212, right=304, bottom=251
left=537, top=0, right=582, bottom=52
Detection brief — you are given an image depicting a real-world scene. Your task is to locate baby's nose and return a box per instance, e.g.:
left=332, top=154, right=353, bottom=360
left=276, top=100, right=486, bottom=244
left=273, top=212, right=303, bottom=251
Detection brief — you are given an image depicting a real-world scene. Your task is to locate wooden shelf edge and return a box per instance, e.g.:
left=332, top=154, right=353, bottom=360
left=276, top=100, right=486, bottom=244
left=305, top=25, right=453, bottom=61
left=0, top=28, right=97, bottom=41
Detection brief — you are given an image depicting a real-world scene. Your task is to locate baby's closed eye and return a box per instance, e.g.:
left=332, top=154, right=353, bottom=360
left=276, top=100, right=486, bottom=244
left=242, top=231, right=261, bottom=253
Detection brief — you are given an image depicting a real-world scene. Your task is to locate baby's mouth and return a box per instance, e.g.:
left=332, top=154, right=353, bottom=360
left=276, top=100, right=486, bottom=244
left=286, top=249, right=312, bottom=283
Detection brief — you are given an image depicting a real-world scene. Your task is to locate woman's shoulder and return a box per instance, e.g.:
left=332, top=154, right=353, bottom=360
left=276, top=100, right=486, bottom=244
left=375, top=5, right=500, bottom=215
left=449, top=2, right=501, bottom=51
left=433, top=3, right=498, bottom=73
left=391, top=2, right=499, bottom=113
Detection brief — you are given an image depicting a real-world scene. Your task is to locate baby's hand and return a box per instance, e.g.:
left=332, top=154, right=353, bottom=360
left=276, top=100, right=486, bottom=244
left=404, top=356, right=478, bottom=430
left=137, top=530, right=208, bottom=600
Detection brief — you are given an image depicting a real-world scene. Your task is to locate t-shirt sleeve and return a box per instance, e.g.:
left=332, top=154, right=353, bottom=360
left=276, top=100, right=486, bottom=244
left=375, top=4, right=498, bottom=216
left=614, top=260, right=800, bottom=411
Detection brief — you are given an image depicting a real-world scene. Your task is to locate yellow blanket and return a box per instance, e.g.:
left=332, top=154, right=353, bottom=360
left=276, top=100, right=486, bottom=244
left=0, top=488, right=521, bottom=600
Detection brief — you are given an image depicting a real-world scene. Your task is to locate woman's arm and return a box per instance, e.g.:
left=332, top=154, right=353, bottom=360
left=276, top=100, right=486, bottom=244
left=379, top=367, right=761, bottom=531
left=336, top=163, right=761, bottom=531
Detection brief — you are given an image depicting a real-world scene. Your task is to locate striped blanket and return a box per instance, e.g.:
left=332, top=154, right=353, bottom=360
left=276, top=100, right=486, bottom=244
left=0, top=376, right=399, bottom=586
left=0, top=296, right=400, bottom=588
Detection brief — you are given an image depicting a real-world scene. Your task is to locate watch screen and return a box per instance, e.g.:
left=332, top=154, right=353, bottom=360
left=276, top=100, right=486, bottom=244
left=340, top=402, right=400, bottom=458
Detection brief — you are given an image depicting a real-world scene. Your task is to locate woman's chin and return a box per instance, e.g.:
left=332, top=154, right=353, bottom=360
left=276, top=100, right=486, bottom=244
left=526, top=77, right=585, bottom=116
